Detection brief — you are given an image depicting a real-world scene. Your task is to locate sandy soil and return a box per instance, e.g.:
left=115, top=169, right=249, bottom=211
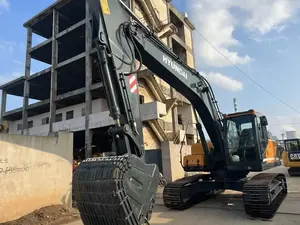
left=0, top=205, right=80, bottom=225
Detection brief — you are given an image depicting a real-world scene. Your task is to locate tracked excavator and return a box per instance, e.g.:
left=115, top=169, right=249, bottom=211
left=282, top=138, right=300, bottom=176
left=72, top=0, right=288, bottom=224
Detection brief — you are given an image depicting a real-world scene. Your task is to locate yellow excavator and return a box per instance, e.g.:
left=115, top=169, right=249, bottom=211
left=282, top=138, right=300, bottom=176
left=72, top=1, right=288, bottom=224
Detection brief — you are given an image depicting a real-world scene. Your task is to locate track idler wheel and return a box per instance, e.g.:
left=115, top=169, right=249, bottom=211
left=73, top=154, right=160, bottom=225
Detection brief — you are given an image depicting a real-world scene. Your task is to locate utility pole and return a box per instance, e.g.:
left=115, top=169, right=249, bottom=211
left=233, top=98, right=238, bottom=113
left=281, top=133, right=285, bottom=141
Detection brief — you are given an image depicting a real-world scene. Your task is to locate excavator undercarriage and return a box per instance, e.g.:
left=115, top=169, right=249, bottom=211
left=163, top=172, right=287, bottom=219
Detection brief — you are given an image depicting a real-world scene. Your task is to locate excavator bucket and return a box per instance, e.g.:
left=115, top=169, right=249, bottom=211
left=73, top=153, right=160, bottom=225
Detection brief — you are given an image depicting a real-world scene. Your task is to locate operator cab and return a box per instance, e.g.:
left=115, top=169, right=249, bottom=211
left=282, top=138, right=300, bottom=176
left=224, top=109, right=280, bottom=172
left=283, top=138, right=300, bottom=161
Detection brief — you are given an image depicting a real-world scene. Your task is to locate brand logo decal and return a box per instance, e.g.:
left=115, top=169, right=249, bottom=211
left=163, top=55, right=188, bottom=79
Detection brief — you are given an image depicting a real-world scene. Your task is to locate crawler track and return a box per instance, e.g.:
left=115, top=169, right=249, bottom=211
left=163, top=174, right=222, bottom=210
left=288, top=167, right=300, bottom=176
left=163, top=172, right=287, bottom=219
left=72, top=154, right=160, bottom=225
left=243, top=173, right=288, bottom=219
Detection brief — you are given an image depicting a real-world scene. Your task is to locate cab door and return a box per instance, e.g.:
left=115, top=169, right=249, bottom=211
left=255, top=116, right=268, bottom=159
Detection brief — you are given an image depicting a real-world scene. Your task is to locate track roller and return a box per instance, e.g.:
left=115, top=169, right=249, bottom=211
left=243, top=173, right=287, bottom=219
left=163, top=174, right=222, bottom=210
left=73, top=154, right=160, bottom=225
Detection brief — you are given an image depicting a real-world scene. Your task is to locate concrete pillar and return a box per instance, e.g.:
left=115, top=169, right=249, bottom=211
left=85, top=0, right=93, bottom=158
left=22, top=28, right=32, bottom=135
left=49, top=9, right=59, bottom=135
left=170, top=88, right=178, bottom=137
left=167, top=32, right=178, bottom=139
left=161, top=141, right=191, bottom=182
left=1, top=90, right=7, bottom=121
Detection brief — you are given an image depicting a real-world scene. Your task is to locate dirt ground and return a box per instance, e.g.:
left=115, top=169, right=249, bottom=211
left=0, top=205, right=80, bottom=225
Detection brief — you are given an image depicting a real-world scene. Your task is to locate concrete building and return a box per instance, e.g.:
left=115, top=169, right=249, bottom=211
left=0, top=0, right=197, bottom=178
left=286, top=130, right=299, bottom=139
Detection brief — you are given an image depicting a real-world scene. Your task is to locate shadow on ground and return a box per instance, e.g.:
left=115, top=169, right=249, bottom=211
left=151, top=188, right=300, bottom=225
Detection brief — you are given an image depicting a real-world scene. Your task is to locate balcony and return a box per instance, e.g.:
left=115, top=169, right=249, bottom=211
left=179, top=123, right=197, bottom=135
left=175, top=92, right=190, bottom=104
left=160, top=120, right=196, bottom=136
left=140, top=101, right=167, bottom=121
left=10, top=111, right=115, bottom=136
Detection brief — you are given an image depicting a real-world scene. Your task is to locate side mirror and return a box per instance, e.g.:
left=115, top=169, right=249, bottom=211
left=260, top=116, right=268, bottom=126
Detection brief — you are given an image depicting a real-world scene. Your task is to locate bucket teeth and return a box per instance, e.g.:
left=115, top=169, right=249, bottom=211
left=73, top=154, right=160, bottom=225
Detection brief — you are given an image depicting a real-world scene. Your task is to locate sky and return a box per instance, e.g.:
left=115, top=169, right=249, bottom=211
left=1, top=0, right=300, bottom=138
left=171, top=0, right=300, bottom=139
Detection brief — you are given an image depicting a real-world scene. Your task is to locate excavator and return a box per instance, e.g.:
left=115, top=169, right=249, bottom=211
left=72, top=0, right=288, bottom=224
left=282, top=138, right=300, bottom=176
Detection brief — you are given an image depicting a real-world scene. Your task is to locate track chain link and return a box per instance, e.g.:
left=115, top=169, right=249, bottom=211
left=162, top=174, right=214, bottom=210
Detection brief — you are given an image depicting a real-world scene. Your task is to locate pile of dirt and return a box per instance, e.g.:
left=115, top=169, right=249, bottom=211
left=1, top=205, right=80, bottom=225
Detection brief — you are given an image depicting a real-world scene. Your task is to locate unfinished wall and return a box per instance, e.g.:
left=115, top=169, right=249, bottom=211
left=186, top=51, right=195, bottom=68
left=133, top=1, right=149, bottom=27
left=8, top=98, right=109, bottom=134
left=133, top=0, right=171, bottom=102
left=184, top=25, right=195, bottom=68
left=138, top=79, right=156, bottom=103
left=161, top=141, right=191, bottom=182
left=178, top=103, right=194, bottom=122
left=0, top=132, right=73, bottom=223
left=143, top=123, right=161, bottom=150
left=177, top=104, right=196, bottom=133
left=184, top=25, right=193, bottom=49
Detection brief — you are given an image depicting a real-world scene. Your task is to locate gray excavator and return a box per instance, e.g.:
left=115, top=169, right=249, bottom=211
left=72, top=0, right=288, bottom=224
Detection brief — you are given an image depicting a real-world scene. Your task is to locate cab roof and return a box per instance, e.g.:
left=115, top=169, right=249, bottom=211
left=224, top=109, right=264, bottom=118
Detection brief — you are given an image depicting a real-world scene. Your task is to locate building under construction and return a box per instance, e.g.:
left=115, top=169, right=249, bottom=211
left=0, top=0, right=197, bottom=181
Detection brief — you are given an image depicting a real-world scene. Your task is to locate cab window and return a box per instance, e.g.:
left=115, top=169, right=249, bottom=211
left=285, top=140, right=299, bottom=152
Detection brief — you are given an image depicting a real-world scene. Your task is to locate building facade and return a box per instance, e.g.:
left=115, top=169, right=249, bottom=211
left=0, top=0, right=197, bottom=179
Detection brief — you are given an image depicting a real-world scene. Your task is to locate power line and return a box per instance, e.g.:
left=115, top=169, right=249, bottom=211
left=193, top=29, right=300, bottom=115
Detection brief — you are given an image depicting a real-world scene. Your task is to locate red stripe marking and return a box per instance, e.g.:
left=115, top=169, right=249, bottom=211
left=130, top=79, right=137, bottom=88
left=129, top=74, right=138, bottom=94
